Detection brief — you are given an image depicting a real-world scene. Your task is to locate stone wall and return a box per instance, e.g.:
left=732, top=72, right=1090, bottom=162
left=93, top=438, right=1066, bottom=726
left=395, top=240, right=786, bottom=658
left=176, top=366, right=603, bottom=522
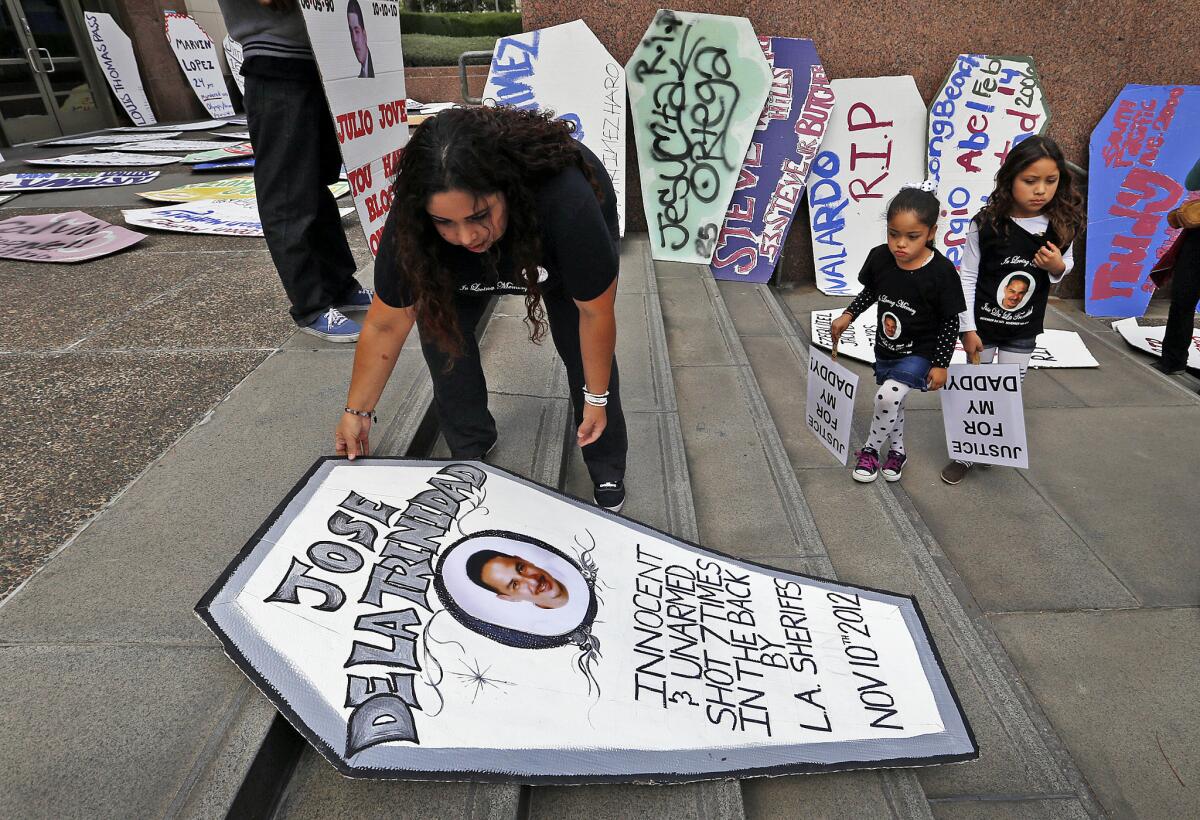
left=522, top=1, right=1200, bottom=291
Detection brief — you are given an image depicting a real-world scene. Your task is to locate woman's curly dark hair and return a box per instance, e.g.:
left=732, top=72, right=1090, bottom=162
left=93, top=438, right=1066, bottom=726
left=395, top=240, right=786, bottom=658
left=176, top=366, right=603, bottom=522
left=974, top=134, right=1086, bottom=249
left=391, top=106, right=603, bottom=358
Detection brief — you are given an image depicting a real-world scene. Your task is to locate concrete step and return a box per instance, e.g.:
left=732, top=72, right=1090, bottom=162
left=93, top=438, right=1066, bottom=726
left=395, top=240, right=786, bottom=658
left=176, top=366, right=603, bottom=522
left=714, top=279, right=1103, bottom=817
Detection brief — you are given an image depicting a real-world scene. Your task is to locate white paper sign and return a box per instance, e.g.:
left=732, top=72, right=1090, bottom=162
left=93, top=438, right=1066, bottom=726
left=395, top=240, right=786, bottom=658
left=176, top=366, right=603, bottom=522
left=114, top=120, right=232, bottom=132
left=940, top=364, right=1028, bottom=467
left=27, top=152, right=181, bottom=167
left=223, top=35, right=246, bottom=95
left=808, top=77, right=926, bottom=295
left=164, top=12, right=235, bottom=119
left=106, top=139, right=233, bottom=153
left=346, top=150, right=401, bottom=255
left=84, top=12, right=156, bottom=127
left=123, top=198, right=353, bottom=237
left=0, top=170, right=159, bottom=191
left=1112, top=317, right=1200, bottom=369
left=0, top=210, right=145, bottom=262
left=216, top=131, right=251, bottom=140
left=806, top=348, right=859, bottom=464
left=484, top=20, right=626, bottom=235
left=45, top=131, right=180, bottom=146
left=182, top=142, right=253, bottom=163
left=809, top=308, right=1098, bottom=369
left=197, top=459, right=977, bottom=780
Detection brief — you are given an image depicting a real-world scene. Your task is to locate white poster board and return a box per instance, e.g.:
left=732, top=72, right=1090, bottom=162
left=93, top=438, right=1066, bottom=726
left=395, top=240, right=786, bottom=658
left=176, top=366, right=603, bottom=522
left=0, top=170, right=159, bottom=191
left=107, top=139, right=233, bottom=153
left=806, top=348, right=860, bottom=464
left=926, top=55, right=1049, bottom=269
left=182, top=142, right=253, bottom=163
left=939, top=364, right=1028, bottom=467
left=114, top=120, right=232, bottom=132
left=295, top=0, right=409, bottom=255
left=27, top=152, right=181, bottom=167
left=45, top=131, right=180, bottom=146
left=164, top=12, right=235, bottom=120
left=123, top=198, right=352, bottom=237
left=223, top=35, right=246, bottom=96
left=84, top=12, right=156, bottom=126
left=484, top=20, right=626, bottom=236
left=809, top=308, right=1098, bottom=368
left=808, top=77, right=926, bottom=295
left=1112, top=317, right=1200, bottom=369
left=197, top=459, right=976, bottom=781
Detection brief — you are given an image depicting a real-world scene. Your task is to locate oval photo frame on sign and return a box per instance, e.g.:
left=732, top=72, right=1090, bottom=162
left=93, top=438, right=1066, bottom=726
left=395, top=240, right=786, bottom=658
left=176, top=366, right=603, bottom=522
left=434, top=530, right=598, bottom=649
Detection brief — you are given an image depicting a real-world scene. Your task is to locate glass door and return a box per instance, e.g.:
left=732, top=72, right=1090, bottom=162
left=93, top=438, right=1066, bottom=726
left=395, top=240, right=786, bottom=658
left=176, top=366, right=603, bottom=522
left=0, top=0, right=112, bottom=145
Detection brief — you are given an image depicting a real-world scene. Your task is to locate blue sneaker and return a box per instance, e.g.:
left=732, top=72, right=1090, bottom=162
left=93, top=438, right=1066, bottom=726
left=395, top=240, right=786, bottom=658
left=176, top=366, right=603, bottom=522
left=301, top=307, right=360, bottom=343
left=337, top=285, right=374, bottom=312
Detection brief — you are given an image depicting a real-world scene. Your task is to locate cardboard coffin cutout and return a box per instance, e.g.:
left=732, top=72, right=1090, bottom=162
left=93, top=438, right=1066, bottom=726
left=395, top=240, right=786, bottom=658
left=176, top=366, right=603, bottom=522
left=197, top=458, right=976, bottom=782
left=711, top=36, right=833, bottom=284
left=1112, top=317, right=1200, bottom=369
left=626, top=10, right=772, bottom=264
left=484, top=20, right=627, bottom=236
left=1085, top=84, right=1200, bottom=318
left=84, top=12, right=156, bottom=126
left=0, top=171, right=159, bottom=191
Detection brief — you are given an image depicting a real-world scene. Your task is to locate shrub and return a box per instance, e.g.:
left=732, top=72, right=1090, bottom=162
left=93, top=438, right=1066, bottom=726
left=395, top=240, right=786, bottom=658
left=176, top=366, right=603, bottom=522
left=402, top=33, right=497, bottom=67
left=399, top=11, right=521, bottom=38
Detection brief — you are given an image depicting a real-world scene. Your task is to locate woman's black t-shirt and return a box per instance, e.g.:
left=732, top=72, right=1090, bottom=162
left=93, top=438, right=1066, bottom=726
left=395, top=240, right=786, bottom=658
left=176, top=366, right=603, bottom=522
left=374, top=142, right=619, bottom=308
left=857, top=244, right=966, bottom=361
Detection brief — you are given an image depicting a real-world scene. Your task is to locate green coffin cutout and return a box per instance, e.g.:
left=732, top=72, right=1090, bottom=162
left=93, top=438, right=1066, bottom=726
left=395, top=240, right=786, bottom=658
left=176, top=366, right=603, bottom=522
left=626, top=10, right=772, bottom=264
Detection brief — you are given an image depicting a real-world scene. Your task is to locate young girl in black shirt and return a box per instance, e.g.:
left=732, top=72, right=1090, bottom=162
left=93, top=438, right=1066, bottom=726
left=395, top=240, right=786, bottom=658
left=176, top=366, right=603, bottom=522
left=831, top=184, right=965, bottom=483
left=940, top=135, right=1085, bottom=485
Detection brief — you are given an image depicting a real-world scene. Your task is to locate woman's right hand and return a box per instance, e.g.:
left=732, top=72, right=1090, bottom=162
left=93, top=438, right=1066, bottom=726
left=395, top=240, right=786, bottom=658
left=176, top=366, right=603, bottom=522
left=961, top=331, right=983, bottom=362
left=830, top=312, right=852, bottom=344
left=336, top=412, right=372, bottom=460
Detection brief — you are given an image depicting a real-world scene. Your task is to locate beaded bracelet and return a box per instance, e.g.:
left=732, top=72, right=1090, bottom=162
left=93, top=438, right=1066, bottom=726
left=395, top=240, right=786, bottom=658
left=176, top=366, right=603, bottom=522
left=344, top=407, right=377, bottom=422
left=583, top=388, right=609, bottom=408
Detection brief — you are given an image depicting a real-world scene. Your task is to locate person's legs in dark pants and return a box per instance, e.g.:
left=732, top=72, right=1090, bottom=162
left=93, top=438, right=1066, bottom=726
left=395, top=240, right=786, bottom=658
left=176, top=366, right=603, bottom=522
left=245, top=72, right=358, bottom=327
left=419, top=296, right=497, bottom=458
left=1162, top=229, right=1200, bottom=370
left=543, top=289, right=628, bottom=487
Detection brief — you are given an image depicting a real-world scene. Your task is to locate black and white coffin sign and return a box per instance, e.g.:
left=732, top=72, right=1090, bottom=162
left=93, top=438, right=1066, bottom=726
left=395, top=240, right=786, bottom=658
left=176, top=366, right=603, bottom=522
left=197, top=458, right=976, bottom=782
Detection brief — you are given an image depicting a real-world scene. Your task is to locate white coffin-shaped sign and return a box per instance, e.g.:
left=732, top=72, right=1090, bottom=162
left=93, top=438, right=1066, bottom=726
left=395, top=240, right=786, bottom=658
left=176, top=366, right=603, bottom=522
left=808, top=77, right=926, bottom=295
left=197, top=458, right=976, bottom=781
left=84, top=12, right=157, bottom=126
left=926, top=55, right=1049, bottom=269
left=1112, top=317, right=1200, bottom=369
left=223, top=36, right=246, bottom=96
left=164, top=12, right=235, bottom=120
left=484, top=20, right=627, bottom=236
left=810, top=307, right=1098, bottom=368
left=26, top=152, right=181, bottom=167
left=626, top=10, right=772, bottom=264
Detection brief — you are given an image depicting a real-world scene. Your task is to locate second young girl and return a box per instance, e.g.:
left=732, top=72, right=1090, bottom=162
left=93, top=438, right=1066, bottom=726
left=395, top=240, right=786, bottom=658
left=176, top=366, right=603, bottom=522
left=940, top=135, right=1085, bottom=485
left=831, top=183, right=965, bottom=483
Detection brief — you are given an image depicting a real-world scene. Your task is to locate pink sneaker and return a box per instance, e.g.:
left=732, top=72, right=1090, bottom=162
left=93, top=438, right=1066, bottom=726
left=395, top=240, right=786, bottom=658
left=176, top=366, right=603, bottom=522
left=881, top=450, right=907, bottom=482
left=853, top=447, right=880, bottom=483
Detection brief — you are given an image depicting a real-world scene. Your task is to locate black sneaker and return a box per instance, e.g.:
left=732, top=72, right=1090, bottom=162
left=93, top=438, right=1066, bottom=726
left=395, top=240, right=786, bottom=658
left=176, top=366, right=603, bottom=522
left=1152, top=359, right=1186, bottom=375
left=594, top=480, right=625, bottom=512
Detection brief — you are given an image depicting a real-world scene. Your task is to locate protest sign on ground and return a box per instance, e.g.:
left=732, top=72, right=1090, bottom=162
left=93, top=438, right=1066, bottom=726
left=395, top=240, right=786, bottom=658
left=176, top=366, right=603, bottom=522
left=139, top=177, right=348, bottom=203
left=1112, top=317, right=1200, bottom=369
left=484, top=20, right=626, bottom=236
left=627, top=10, right=772, bottom=264
left=294, top=0, right=409, bottom=255
left=940, top=364, right=1028, bottom=468
left=123, top=198, right=352, bottom=237
left=164, top=12, right=235, bottom=119
left=0, top=170, right=159, bottom=191
left=198, top=458, right=976, bottom=781
left=114, top=120, right=233, bottom=132
left=0, top=211, right=145, bottom=263
left=193, top=158, right=255, bottom=172
left=809, top=77, right=926, bottom=295
left=84, top=12, right=156, bottom=127
left=711, top=37, right=832, bottom=284
left=45, top=131, right=180, bottom=146
left=806, top=348, right=859, bottom=464
left=926, top=55, right=1049, bottom=269
left=215, top=131, right=251, bottom=141
left=182, top=142, right=253, bottom=164
left=107, top=140, right=235, bottom=153
left=27, top=152, right=181, bottom=167
left=810, top=307, right=1098, bottom=368
left=1085, top=85, right=1200, bottom=318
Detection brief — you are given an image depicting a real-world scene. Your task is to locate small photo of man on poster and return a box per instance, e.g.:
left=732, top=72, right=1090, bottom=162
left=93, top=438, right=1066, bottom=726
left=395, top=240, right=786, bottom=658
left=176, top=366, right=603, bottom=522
left=347, top=0, right=375, bottom=78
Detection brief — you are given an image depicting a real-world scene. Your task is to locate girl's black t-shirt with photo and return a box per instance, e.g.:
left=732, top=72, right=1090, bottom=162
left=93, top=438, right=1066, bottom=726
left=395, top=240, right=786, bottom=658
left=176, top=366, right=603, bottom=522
left=374, top=142, right=619, bottom=309
left=857, top=244, right=966, bottom=361
left=973, top=216, right=1056, bottom=342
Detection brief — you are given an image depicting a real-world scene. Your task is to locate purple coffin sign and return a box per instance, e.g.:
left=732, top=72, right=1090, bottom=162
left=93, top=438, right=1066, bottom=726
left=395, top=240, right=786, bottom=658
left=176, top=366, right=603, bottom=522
left=0, top=210, right=145, bottom=262
left=710, top=37, right=833, bottom=283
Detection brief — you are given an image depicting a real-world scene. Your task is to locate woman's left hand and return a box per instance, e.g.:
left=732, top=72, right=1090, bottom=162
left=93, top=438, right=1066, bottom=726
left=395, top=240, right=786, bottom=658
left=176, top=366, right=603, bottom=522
left=1034, top=241, right=1066, bottom=275
left=577, top=403, right=607, bottom=447
left=927, top=367, right=948, bottom=391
